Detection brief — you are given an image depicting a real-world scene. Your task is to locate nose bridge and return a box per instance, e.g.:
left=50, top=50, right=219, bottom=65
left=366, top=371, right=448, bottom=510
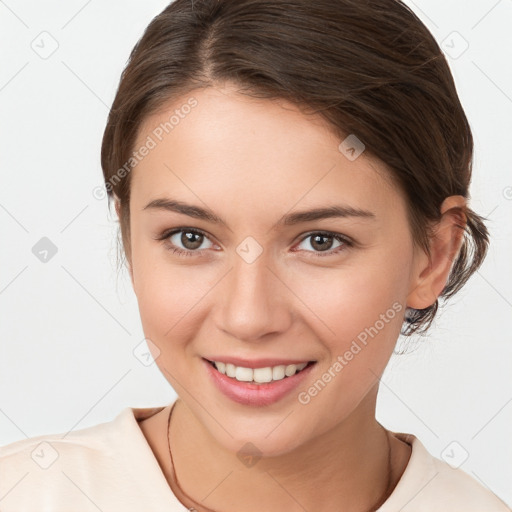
left=217, top=243, right=291, bottom=341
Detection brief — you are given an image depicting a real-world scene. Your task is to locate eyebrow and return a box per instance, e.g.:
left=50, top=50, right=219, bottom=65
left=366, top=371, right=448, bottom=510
left=143, top=198, right=376, bottom=229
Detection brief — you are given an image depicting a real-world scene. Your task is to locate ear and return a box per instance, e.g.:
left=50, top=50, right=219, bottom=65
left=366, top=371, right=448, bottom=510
left=406, top=195, right=467, bottom=310
left=114, top=197, right=134, bottom=287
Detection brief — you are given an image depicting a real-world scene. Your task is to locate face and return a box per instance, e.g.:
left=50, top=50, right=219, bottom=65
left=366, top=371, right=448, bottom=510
left=126, top=84, right=423, bottom=456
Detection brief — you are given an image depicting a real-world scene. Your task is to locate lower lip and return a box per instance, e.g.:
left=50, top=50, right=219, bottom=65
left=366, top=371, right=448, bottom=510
left=203, top=358, right=316, bottom=406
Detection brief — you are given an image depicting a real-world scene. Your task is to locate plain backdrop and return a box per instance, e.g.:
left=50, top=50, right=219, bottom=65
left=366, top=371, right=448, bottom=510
left=1, top=0, right=511, bottom=506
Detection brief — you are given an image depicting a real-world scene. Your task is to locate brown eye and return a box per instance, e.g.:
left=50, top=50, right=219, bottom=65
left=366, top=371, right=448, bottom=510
left=178, top=230, right=204, bottom=250
left=295, top=231, right=352, bottom=257
left=160, top=228, right=215, bottom=255
left=309, top=234, right=335, bottom=251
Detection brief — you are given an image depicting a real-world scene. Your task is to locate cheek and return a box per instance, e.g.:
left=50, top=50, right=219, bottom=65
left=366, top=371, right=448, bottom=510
left=131, top=241, right=180, bottom=333
left=290, top=263, right=407, bottom=421
left=133, top=266, right=211, bottom=381
left=131, top=241, right=217, bottom=356
left=289, top=255, right=408, bottom=358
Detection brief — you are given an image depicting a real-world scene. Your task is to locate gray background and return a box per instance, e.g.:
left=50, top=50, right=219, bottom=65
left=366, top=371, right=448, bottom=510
left=1, top=0, right=511, bottom=506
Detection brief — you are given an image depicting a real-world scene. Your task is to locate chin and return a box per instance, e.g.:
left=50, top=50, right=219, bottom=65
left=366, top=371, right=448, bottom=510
left=191, top=405, right=318, bottom=459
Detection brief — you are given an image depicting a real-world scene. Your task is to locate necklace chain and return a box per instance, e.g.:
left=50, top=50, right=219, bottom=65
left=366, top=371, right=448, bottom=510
left=166, top=401, right=393, bottom=512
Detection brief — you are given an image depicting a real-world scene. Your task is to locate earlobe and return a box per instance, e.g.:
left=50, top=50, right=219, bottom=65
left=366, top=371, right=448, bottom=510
left=406, top=195, right=467, bottom=310
left=406, top=249, right=437, bottom=310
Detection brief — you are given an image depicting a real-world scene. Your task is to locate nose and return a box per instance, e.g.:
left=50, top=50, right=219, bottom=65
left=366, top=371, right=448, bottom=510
left=215, top=249, right=293, bottom=343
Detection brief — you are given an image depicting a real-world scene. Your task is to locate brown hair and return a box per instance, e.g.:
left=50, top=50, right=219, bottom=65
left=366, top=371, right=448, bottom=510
left=101, top=0, right=489, bottom=336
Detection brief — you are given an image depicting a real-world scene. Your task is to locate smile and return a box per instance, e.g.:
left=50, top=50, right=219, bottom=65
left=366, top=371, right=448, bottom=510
left=208, top=360, right=314, bottom=384
left=203, top=358, right=317, bottom=406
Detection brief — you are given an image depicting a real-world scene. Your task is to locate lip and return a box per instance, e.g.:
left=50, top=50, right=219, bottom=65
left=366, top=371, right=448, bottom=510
left=203, top=356, right=314, bottom=369
left=203, top=358, right=316, bottom=407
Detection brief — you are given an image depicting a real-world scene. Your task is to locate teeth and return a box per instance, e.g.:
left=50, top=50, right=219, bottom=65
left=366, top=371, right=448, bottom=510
left=235, top=366, right=253, bottom=382
left=253, top=367, right=272, bottom=383
left=226, top=363, right=236, bottom=378
left=213, top=361, right=309, bottom=383
left=285, top=364, right=297, bottom=377
left=272, top=365, right=285, bottom=380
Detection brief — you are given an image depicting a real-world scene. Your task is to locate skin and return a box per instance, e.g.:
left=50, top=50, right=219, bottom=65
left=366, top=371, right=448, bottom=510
left=119, top=83, right=466, bottom=512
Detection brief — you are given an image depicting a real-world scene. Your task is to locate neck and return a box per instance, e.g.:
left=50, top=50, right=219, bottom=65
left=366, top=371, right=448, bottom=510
left=166, top=388, right=405, bottom=512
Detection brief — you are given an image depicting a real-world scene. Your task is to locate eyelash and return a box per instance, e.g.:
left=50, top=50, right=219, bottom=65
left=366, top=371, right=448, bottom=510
left=156, top=227, right=353, bottom=258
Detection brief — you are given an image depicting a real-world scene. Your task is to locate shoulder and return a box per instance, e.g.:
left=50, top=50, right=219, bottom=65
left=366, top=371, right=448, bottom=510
left=0, top=408, right=123, bottom=473
left=379, top=432, right=511, bottom=512
left=0, top=406, right=171, bottom=511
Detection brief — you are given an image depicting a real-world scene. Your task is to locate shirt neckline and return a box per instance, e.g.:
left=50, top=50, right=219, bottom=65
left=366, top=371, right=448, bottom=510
left=113, top=402, right=189, bottom=510
left=118, top=400, right=437, bottom=511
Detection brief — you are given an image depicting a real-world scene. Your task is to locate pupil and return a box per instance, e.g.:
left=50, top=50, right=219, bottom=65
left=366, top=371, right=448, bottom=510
left=312, top=234, right=332, bottom=251
left=182, top=231, right=202, bottom=250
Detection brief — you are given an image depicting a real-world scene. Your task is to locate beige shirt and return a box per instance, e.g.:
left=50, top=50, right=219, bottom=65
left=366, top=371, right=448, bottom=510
left=1, top=399, right=510, bottom=511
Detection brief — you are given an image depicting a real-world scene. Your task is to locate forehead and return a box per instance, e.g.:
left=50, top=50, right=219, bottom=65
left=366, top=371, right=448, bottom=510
left=129, top=86, right=405, bottom=226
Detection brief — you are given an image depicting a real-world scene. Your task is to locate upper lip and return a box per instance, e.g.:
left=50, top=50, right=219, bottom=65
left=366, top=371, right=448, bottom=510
left=203, top=356, right=315, bottom=369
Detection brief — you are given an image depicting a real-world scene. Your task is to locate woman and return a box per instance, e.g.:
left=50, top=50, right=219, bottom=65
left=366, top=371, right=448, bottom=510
left=1, top=0, right=510, bottom=510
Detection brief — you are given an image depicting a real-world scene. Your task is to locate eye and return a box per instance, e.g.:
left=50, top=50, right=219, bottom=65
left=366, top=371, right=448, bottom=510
left=294, top=231, right=353, bottom=257
left=157, top=227, right=216, bottom=257
left=156, top=228, right=353, bottom=259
